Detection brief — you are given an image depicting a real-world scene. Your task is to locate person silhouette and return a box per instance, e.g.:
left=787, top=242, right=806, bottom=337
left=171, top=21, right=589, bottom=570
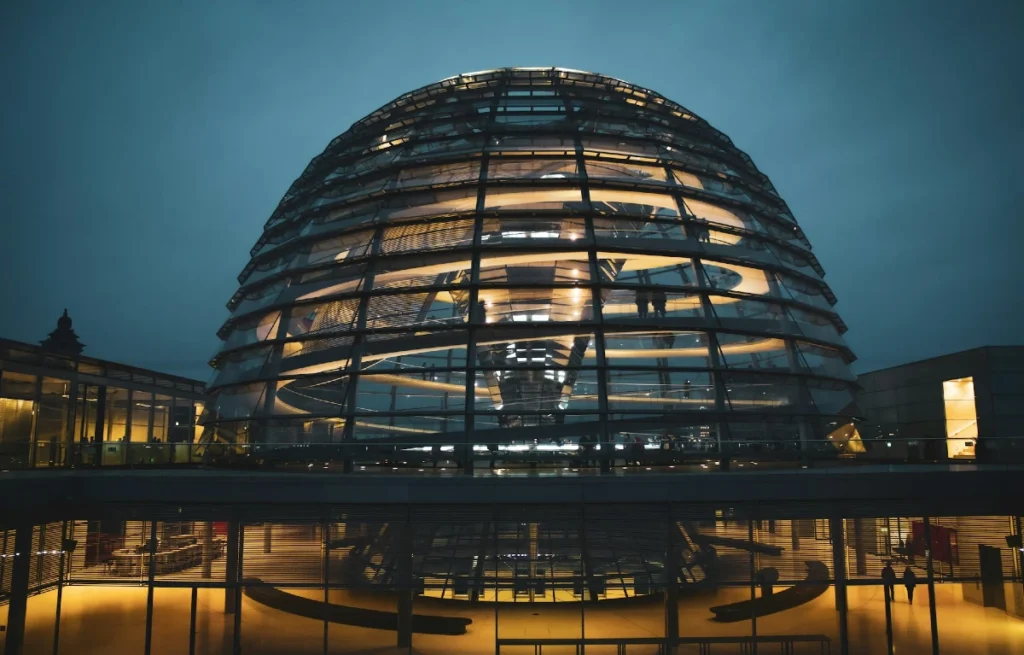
left=903, top=566, right=917, bottom=604
left=652, top=287, right=667, bottom=318
left=881, top=562, right=897, bottom=601
left=635, top=289, right=650, bottom=318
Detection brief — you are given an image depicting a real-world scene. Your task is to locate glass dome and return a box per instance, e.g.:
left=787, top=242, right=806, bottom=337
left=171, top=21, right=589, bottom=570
left=202, top=67, right=858, bottom=464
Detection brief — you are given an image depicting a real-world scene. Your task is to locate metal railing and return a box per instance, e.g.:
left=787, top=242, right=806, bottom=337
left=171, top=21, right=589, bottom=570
left=2, top=436, right=1022, bottom=473
left=495, top=634, right=832, bottom=654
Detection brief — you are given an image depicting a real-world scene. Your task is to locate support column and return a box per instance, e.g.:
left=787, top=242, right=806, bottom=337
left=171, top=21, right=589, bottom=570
left=341, top=227, right=384, bottom=474
left=829, top=516, right=849, bottom=655
left=4, top=524, right=33, bottom=655
left=28, top=377, right=42, bottom=468
left=1017, top=516, right=1024, bottom=618
left=748, top=520, right=757, bottom=650
left=93, top=385, right=107, bottom=467
left=64, top=374, right=78, bottom=467
left=576, top=137, right=612, bottom=474
left=144, top=520, right=158, bottom=655
left=53, top=520, right=68, bottom=655
left=883, top=584, right=894, bottom=655
left=528, top=523, right=538, bottom=602
left=461, top=146, right=492, bottom=477
left=189, top=587, right=198, bottom=655
left=202, top=522, right=214, bottom=579
left=225, top=519, right=240, bottom=614
left=232, top=525, right=244, bottom=655
left=852, top=519, right=868, bottom=576
left=923, top=517, right=940, bottom=655
left=664, top=516, right=680, bottom=649
left=396, top=515, right=414, bottom=649
left=322, top=517, right=330, bottom=655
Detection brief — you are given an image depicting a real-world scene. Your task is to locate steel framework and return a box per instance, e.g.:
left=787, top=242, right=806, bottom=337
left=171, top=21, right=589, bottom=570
left=202, top=67, right=858, bottom=459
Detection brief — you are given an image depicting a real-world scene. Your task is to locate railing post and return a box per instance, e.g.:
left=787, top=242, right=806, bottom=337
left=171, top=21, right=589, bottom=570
left=232, top=522, right=244, bottom=655
left=664, top=512, right=679, bottom=651
left=396, top=509, right=414, bottom=649
left=52, top=520, right=67, bottom=655
left=189, top=586, right=198, bottom=655
left=923, top=517, right=940, bottom=655
left=3, top=523, right=33, bottom=655
left=829, top=515, right=849, bottom=655
left=144, top=519, right=158, bottom=655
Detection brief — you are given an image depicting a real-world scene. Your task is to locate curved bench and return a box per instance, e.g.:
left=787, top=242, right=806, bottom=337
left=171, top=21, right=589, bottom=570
left=709, top=560, right=829, bottom=622
left=242, top=579, right=472, bottom=635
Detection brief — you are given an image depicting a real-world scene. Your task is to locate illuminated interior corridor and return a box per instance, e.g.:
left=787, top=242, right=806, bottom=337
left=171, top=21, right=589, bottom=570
left=11, top=580, right=1024, bottom=654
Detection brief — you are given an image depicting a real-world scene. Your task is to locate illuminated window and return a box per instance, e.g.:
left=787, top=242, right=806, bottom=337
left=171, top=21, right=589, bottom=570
left=943, top=376, right=977, bottom=459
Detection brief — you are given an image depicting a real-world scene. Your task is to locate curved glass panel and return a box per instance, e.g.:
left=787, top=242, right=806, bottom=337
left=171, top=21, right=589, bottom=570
left=206, top=68, right=857, bottom=454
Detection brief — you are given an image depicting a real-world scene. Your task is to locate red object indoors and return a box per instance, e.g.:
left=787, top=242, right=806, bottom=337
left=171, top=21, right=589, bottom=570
left=911, top=521, right=959, bottom=565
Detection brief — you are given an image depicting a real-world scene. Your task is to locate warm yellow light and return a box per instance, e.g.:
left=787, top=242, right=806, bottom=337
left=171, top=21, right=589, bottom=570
left=943, top=376, right=977, bottom=458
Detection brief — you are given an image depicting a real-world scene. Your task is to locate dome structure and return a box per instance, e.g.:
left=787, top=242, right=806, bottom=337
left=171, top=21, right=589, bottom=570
left=202, top=67, right=858, bottom=461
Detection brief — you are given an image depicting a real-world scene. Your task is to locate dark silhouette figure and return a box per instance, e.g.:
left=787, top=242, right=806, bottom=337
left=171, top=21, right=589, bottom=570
left=903, top=567, right=917, bottom=604
left=651, top=288, right=667, bottom=318
left=698, top=224, right=711, bottom=243
left=471, top=300, right=487, bottom=324
left=631, top=436, right=646, bottom=466
left=881, top=562, right=897, bottom=601
left=682, top=380, right=692, bottom=400
left=635, top=289, right=650, bottom=318
left=579, top=434, right=595, bottom=467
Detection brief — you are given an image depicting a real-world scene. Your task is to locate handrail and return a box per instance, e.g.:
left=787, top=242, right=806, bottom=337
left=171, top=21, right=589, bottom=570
left=3, top=435, right=1022, bottom=472
left=495, top=633, right=831, bottom=654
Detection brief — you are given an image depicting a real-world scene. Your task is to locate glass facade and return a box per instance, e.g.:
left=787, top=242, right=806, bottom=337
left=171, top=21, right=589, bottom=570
left=0, top=339, right=205, bottom=468
left=205, top=68, right=858, bottom=458
left=3, top=508, right=1023, bottom=654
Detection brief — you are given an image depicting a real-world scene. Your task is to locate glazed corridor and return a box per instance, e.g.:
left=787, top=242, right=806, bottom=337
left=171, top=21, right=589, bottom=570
left=3, top=509, right=1024, bottom=655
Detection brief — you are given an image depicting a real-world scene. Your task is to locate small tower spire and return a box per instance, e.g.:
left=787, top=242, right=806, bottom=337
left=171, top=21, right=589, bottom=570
left=40, top=308, right=85, bottom=355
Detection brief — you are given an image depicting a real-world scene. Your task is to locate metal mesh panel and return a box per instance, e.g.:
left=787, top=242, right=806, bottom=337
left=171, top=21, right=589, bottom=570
left=930, top=515, right=1019, bottom=580
left=584, top=508, right=666, bottom=599
left=242, top=522, right=324, bottom=585
left=844, top=516, right=925, bottom=581
left=27, top=522, right=63, bottom=592
left=0, top=528, right=15, bottom=598
left=152, top=520, right=228, bottom=582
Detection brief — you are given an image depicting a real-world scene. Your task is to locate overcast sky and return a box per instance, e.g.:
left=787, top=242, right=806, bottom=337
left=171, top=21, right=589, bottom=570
left=1, top=0, right=1021, bottom=380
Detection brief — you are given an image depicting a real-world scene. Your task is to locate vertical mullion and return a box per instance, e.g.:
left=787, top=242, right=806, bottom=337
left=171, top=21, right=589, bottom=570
left=144, top=519, right=158, bottom=655
left=767, top=273, right=814, bottom=452
left=830, top=515, right=849, bottom=655
left=923, top=517, right=940, bottom=655
left=461, top=83, right=501, bottom=475
left=51, top=520, right=67, bottom=655
left=259, top=306, right=292, bottom=423
left=188, top=586, right=198, bottom=655
left=693, top=260, right=730, bottom=449
left=28, top=376, right=41, bottom=468
left=674, top=189, right=731, bottom=449
left=322, top=514, right=329, bottom=655
left=748, top=518, right=757, bottom=653
left=341, top=225, right=384, bottom=470
left=576, top=138, right=611, bottom=472
left=233, top=524, right=244, bottom=655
